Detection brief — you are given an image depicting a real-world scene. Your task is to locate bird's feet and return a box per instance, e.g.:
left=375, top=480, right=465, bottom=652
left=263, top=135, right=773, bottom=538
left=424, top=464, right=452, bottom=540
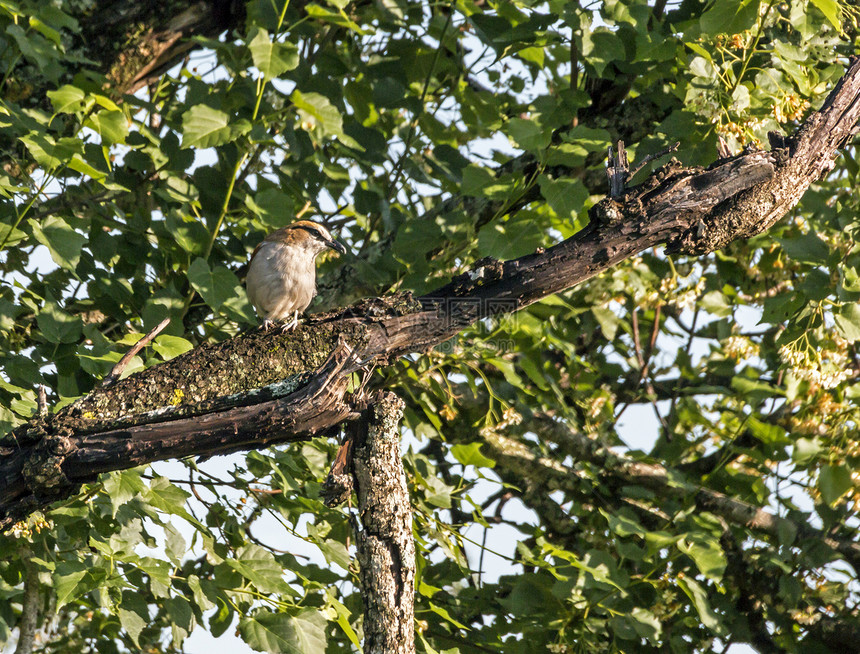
left=281, top=311, right=300, bottom=332
left=260, top=312, right=302, bottom=332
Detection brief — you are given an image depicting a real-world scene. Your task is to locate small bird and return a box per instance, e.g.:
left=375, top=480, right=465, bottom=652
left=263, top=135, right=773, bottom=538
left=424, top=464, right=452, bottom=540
left=246, top=220, right=347, bottom=330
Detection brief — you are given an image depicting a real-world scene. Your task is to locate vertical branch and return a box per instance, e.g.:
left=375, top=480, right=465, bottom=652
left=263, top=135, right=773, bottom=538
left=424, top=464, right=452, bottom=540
left=14, top=546, right=39, bottom=654
left=352, top=391, right=415, bottom=654
left=606, top=140, right=629, bottom=196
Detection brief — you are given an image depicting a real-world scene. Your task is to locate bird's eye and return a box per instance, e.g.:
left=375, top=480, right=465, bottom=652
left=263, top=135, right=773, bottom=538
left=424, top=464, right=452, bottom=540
left=297, top=225, right=325, bottom=240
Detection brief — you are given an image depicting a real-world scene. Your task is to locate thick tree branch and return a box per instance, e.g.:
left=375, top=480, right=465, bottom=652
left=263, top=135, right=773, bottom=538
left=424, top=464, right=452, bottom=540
left=352, top=392, right=415, bottom=654
left=2, top=59, right=860, bottom=529
left=12, top=547, right=39, bottom=654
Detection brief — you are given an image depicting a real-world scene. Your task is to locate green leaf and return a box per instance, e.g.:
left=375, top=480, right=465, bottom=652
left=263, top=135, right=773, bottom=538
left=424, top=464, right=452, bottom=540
left=699, top=291, right=732, bottom=317
left=730, top=376, right=782, bottom=404
left=225, top=545, right=295, bottom=595
left=118, top=607, right=147, bottom=648
left=36, top=301, right=82, bottom=344
left=699, top=0, right=759, bottom=35
left=292, top=93, right=339, bottom=132
left=166, top=596, right=193, bottom=646
left=0, top=221, right=27, bottom=246
left=291, top=90, right=360, bottom=148
left=141, top=477, right=206, bottom=530
left=28, top=16, right=61, bottom=46
left=461, top=165, right=495, bottom=197
left=677, top=576, right=726, bottom=636
left=20, top=132, right=78, bottom=170
left=180, top=105, right=251, bottom=148
left=304, top=4, right=368, bottom=34
left=834, top=303, right=860, bottom=342
left=477, top=215, right=546, bottom=260
left=793, top=437, right=822, bottom=465
left=778, top=232, right=831, bottom=265
left=429, top=601, right=469, bottom=630
left=601, top=508, right=646, bottom=538
left=164, top=523, right=186, bottom=566
left=165, top=211, right=208, bottom=255
left=67, top=152, right=107, bottom=180
left=239, top=609, right=327, bottom=654
left=318, top=539, right=351, bottom=570
left=248, top=27, right=299, bottom=79
left=538, top=175, right=588, bottom=220
left=592, top=306, right=619, bottom=341
left=245, top=189, right=296, bottom=229
left=451, top=442, right=495, bottom=468
left=187, top=258, right=255, bottom=322
left=31, top=215, right=86, bottom=271
left=102, top=469, right=145, bottom=516
left=582, top=30, right=625, bottom=77
left=610, top=607, right=662, bottom=644
left=0, top=174, right=27, bottom=198
left=746, top=416, right=790, bottom=446
left=810, top=0, right=843, bottom=31
left=85, top=110, right=128, bottom=145
left=678, top=534, right=726, bottom=582
left=187, top=575, right=217, bottom=612
left=506, top=117, right=551, bottom=151
left=54, top=562, right=88, bottom=609
left=760, top=293, right=804, bottom=324
left=47, top=84, right=86, bottom=114
left=152, top=334, right=194, bottom=360
left=819, top=464, right=853, bottom=506
left=7, top=24, right=61, bottom=79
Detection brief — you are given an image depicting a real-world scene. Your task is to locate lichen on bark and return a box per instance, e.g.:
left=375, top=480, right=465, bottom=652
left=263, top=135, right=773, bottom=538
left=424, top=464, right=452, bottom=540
left=45, top=321, right=370, bottom=430
left=352, top=391, right=415, bottom=654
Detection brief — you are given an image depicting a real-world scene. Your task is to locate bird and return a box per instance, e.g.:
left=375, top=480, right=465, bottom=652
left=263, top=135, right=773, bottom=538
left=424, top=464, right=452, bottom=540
left=245, top=220, right=347, bottom=331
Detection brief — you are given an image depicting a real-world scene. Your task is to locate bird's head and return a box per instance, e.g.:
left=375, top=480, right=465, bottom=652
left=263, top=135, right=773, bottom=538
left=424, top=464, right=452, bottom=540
left=282, top=220, right=348, bottom=257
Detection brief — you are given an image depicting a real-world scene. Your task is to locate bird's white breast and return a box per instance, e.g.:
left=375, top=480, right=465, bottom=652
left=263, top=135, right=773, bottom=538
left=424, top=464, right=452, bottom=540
left=246, top=241, right=317, bottom=320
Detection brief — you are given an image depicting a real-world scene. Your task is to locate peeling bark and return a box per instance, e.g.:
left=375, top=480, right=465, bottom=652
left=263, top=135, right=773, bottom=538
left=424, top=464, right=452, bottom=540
left=2, top=59, right=860, bottom=529
left=352, top=392, right=415, bottom=654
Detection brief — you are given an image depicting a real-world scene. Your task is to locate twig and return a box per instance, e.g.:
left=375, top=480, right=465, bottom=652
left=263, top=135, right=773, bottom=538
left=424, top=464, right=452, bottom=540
left=36, top=385, right=47, bottom=417
left=101, top=317, right=171, bottom=388
left=668, top=307, right=699, bottom=423
left=626, top=141, right=680, bottom=182
left=295, top=199, right=312, bottom=219
left=606, top=140, right=629, bottom=196
left=631, top=308, right=670, bottom=434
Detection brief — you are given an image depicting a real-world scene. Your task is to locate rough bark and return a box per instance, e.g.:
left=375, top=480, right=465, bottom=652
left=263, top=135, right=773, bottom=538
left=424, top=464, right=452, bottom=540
left=1, top=58, right=860, bottom=529
left=13, top=547, right=39, bottom=654
left=352, top=392, right=415, bottom=654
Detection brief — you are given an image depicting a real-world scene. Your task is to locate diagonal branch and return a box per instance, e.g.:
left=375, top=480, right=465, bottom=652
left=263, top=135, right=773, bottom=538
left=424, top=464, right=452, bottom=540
left=520, top=415, right=860, bottom=573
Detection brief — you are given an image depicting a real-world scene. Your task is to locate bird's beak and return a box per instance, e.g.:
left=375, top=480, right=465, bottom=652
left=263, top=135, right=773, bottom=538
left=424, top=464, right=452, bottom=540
left=327, top=239, right=348, bottom=255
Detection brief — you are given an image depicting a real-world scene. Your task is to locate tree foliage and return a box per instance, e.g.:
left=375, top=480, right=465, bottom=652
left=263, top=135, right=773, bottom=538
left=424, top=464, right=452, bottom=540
left=1, top=0, right=860, bottom=652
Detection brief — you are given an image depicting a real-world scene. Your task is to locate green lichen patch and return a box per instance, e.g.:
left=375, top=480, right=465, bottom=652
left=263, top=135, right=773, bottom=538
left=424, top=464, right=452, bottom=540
left=53, top=321, right=370, bottom=429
